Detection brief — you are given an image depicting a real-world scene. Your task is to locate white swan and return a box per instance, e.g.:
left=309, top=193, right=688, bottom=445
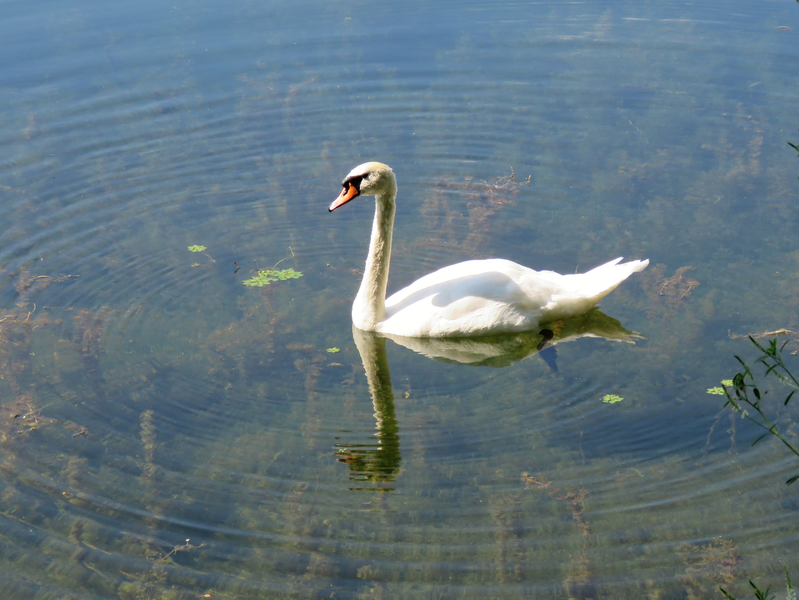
left=329, top=162, right=648, bottom=338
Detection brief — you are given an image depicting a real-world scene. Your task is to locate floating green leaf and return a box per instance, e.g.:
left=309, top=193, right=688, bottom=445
left=188, top=245, right=207, bottom=253
left=602, top=394, right=623, bottom=404
left=707, top=379, right=734, bottom=395
left=327, top=347, right=340, bottom=353
left=242, top=268, right=304, bottom=287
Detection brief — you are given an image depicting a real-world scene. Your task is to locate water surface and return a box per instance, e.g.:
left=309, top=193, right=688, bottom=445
left=1, top=0, right=799, bottom=598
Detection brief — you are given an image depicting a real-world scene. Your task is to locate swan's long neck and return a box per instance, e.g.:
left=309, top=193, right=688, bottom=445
left=353, top=186, right=396, bottom=331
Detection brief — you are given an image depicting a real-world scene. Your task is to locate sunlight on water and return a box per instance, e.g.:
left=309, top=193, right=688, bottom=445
left=1, top=0, right=799, bottom=597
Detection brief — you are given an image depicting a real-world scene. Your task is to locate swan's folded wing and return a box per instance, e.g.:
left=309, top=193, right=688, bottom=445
left=382, top=259, right=557, bottom=337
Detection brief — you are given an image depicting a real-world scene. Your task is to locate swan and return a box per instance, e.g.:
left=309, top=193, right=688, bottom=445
left=329, top=161, right=648, bottom=338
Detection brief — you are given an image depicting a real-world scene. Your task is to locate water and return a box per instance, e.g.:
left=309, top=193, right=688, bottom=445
left=1, top=0, right=799, bottom=597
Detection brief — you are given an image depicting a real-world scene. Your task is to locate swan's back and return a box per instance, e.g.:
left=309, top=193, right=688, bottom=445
left=377, top=257, right=648, bottom=338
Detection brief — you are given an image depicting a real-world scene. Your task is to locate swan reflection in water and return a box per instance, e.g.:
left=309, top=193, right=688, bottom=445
left=334, top=308, right=642, bottom=488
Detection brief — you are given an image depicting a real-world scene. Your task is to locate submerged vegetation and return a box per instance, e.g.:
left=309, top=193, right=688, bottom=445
left=1, top=0, right=799, bottom=597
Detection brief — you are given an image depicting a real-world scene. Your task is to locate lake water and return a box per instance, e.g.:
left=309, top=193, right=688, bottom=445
left=2, top=0, right=799, bottom=598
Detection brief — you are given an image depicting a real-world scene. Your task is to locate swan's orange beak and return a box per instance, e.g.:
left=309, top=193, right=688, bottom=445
left=329, top=182, right=360, bottom=212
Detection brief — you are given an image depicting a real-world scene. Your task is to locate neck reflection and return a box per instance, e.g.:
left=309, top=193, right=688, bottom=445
left=335, top=327, right=401, bottom=490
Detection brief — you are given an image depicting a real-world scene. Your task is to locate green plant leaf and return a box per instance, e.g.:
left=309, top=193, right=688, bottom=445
left=723, top=336, right=799, bottom=486
left=602, top=394, right=623, bottom=404
left=273, top=268, right=303, bottom=280
left=242, top=268, right=304, bottom=287
left=733, top=372, right=746, bottom=390
left=188, top=245, right=207, bottom=252
left=752, top=431, right=771, bottom=447
left=748, top=580, right=771, bottom=600
left=327, top=347, right=340, bottom=353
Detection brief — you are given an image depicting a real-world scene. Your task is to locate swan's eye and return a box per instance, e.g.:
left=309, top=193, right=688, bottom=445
left=343, top=174, right=366, bottom=191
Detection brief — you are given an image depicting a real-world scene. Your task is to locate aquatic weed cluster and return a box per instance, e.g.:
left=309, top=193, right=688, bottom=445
left=242, top=268, right=303, bottom=287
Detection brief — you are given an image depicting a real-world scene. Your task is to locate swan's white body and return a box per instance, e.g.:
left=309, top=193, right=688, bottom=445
left=330, top=162, right=648, bottom=338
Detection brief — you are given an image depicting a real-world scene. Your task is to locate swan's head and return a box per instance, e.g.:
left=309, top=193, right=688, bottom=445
left=329, top=162, right=396, bottom=212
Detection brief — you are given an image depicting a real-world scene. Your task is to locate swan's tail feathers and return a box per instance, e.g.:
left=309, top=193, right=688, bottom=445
left=575, top=257, right=649, bottom=304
